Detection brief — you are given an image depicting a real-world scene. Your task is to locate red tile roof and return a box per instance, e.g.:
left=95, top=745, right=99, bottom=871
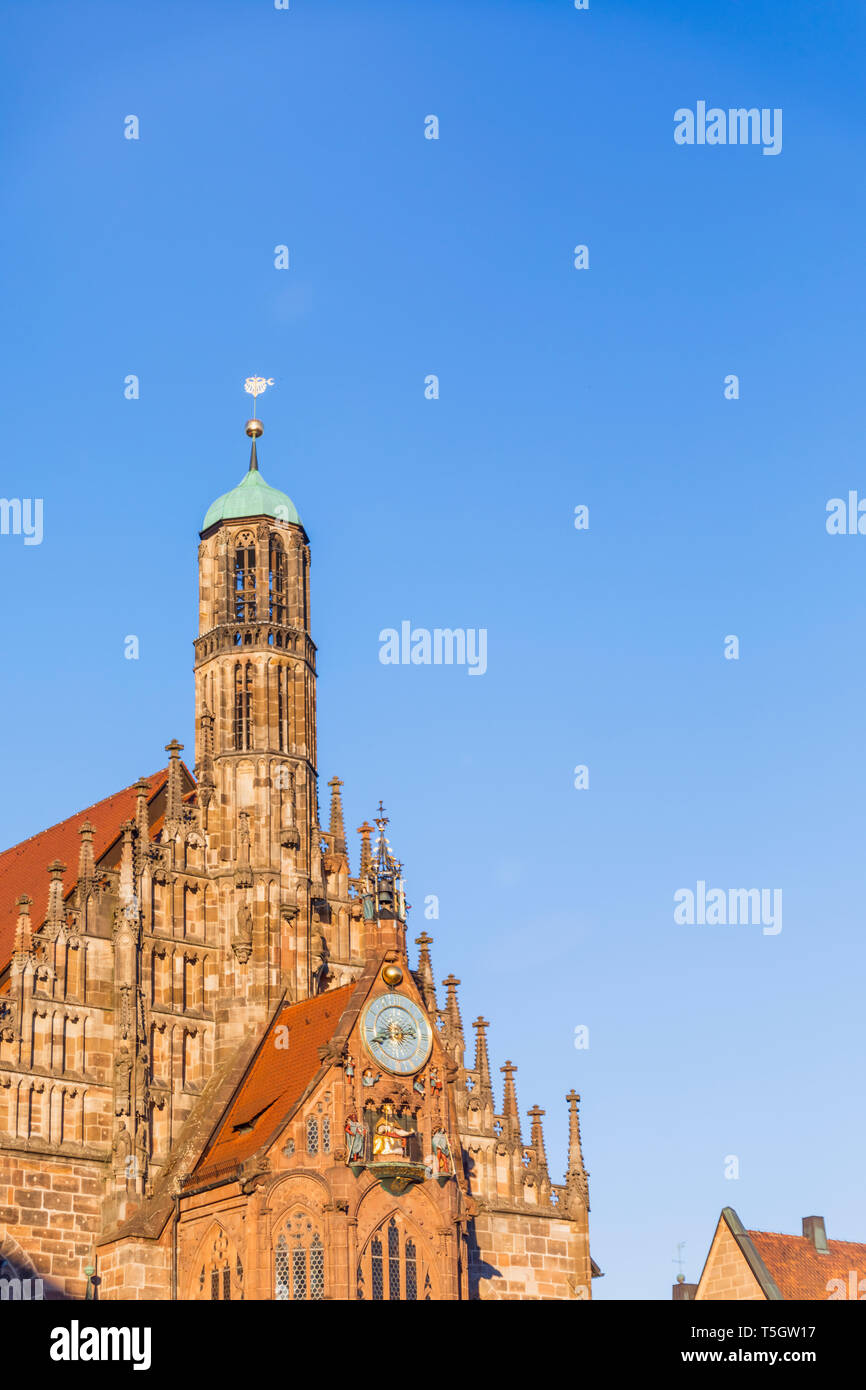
left=148, top=788, right=197, bottom=841
left=195, top=983, right=357, bottom=1176
left=748, top=1230, right=866, bottom=1300
left=0, top=769, right=173, bottom=972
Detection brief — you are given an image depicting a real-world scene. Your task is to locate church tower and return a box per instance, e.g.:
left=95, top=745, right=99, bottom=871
left=0, top=380, right=593, bottom=1300
left=194, top=392, right=360, bottom=1054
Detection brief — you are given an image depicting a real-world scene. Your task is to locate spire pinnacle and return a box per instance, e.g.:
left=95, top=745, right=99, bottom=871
left=414, top=932, right=437, bottom=1011
left=78, top=821, right=95, bottom=896
left=565, top=1089, right=590, bottom=1211
left=327, top=776, right=347, bottom=854
left=442, top=975, right=464, bottom=1050
left=197, top=709, right=215, bottom=805
left=527, top=1104, right=549, bottom=1177
left=134, top=779, right=151, bottom=871
left=472, top=1016, right=492, bottom=1097
left=501, top=1061, right=522, bottom=1144
left=164, top=740, right=184, bottom=825
left=357, top=821, right=374, bottom=880
left=12, top=894, right=33, bottom=968
left=118, top=821, right=136, bottom=912
left=46, top=860, right=67, bottom=937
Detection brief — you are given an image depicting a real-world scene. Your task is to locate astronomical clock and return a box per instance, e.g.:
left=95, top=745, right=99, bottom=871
left=360, top=992, right=433, bottom=1076
left=343, top=987, right=452, bottom=1193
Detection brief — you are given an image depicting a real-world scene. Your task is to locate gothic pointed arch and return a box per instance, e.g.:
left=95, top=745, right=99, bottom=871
left=272, top=1203, right=326, bottom=1300
left=232, top=529, right=257, bottom=624
left=356, top=1210, right=437, bottom=1302
left=188, top=1220, right=245, bottom=1301
left=268, top=532, right=287, bottom=624
left=232, top=661, right=254, bottom=750
left=0, top=1233, right=38, bottom=1281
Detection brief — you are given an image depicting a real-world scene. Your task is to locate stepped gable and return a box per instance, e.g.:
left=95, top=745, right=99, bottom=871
left=195, top=982, right=357, bottom=1176
left=0, top=766, right=183, bottom=970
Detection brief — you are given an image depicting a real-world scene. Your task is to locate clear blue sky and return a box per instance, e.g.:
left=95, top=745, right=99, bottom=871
left=1, top=0, right=864, bottom=1299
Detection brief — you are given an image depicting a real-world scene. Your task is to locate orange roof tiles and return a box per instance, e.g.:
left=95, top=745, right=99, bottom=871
left=148, top=788, right=197, bottom=841
left=196, top=983, right=357, bottom=1176
left=748, top=1229, right=866, bottom=1300
left=0, top=769, right=171, bottom=972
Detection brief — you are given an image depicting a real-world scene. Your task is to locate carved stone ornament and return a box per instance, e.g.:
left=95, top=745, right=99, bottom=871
left=232, top=900, right=254, bottom=964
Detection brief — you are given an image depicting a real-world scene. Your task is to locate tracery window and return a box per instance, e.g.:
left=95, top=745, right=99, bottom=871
left=234, top=536, right=256, bottom=623
left=306, top=1115, right=319, bottom=1154
left=274, top=1211, right=325, bottom=1301
left=405, top=1238, right=418, bottom=1300
left=322, top=1115, right=330, bottom=1154
left=198, top=1228, right=243, bottom=1301
left=370, top=1232, right=383, bottom=1299
left=357, top=1216, right=431, bottom=1301
left=388, top=1219, right=401, bottom=1300
left=269, top=535, right=286, bottom=625
left=233, top=662, right=253, bottom=750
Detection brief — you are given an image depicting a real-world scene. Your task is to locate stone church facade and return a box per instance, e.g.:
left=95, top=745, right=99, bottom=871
left=0, top=420, right=594, bottom=1300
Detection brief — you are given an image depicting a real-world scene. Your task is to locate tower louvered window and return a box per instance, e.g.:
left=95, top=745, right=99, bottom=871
left=274, top=1212, right=325, bottom=1301
left=233, top=662, right=253, bottom=750
left=269, top=536, right=286, bottom=625
left=357, top=1216, right=429, bottom=1301
left=234, top=538, right=256, bottom=623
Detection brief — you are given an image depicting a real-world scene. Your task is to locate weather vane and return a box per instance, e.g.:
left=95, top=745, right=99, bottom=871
left=244, top=376, right=274, bottom=405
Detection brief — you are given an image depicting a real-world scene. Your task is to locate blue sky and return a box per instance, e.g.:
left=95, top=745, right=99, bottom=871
left=1, top=0, right=865, bottom=1298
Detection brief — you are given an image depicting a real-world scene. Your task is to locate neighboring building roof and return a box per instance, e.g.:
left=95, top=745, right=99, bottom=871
left=748, top=1229, right=866, bottom=1301
left=201, top=449, right=300, bottom=532
left=195, top=983, right=357, bottom=1176
left=698, top=1208, right=866, bottom=1301
left=0, top=768, right=174, bottom=971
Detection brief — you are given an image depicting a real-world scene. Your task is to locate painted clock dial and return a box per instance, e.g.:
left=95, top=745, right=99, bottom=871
left=361, top=992, right=433, bottom=1076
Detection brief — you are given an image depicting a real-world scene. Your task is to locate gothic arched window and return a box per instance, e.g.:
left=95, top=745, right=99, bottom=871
left=405, top=1237, right=418, bottom=1300
left=269, top=536, right=286, bottom=625
left=233, top=663, right=253, bottom=750
left=357, top=1216, right=431, bottom=1301
left=274, top=1211, right=325, bottom=1300
left=276, top=665, right=289, bottom=753
left=234, top=536, right=256, bottom=623
left=197, top=1228, right=244, bottom=1301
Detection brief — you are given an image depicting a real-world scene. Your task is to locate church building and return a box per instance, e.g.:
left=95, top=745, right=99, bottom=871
left=0, top=398, right=594, bottom=1300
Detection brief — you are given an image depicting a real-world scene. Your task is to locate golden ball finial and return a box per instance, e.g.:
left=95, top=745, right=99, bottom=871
left=245, top=419, right=263, bottom=439
left=382, top=963, right=403, bottom=987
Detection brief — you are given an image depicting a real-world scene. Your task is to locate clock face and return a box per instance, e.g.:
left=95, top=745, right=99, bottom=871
left=361, top=992, right=433, bottom=1076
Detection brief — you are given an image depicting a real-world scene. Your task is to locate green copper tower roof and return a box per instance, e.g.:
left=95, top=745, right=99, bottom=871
left=201, top=438, right=301, bottom=532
